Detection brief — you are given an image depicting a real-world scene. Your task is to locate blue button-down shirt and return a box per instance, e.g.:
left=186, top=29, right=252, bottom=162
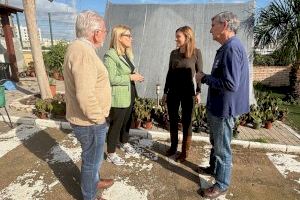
left=204, top=36, right=250, bottom=118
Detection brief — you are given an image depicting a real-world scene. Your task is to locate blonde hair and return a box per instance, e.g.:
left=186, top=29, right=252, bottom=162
left=109, top=25, right=133, bottom=60
left=176, top=26, right=196, bottom=58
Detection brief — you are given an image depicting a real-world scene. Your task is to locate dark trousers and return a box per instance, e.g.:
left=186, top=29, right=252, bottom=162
left=106, top=105, right=133, bottom=153
left=167, top=92, right=194, bottom=149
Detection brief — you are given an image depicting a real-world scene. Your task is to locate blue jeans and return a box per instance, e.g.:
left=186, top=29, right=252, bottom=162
left=72, top=122, right=108, bottom=200
left=207, top=111, right=235, bottom=191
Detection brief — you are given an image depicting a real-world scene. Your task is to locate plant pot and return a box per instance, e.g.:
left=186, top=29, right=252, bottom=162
left=53, top=72, right=60, bottom=80
left=50, top=85, right=56, bottom=96
left=59, top=75, right=64, bottom=81
left=193, top=126, right=201, bottom=133
left=240, top=120, right=247, bottom=126
left=36, top=112, right=48, bottom=119
left=143, top=120, right=153, bottom=129
left=30, top=71, right=36, bottom=77
left=134, top=119, right=142, bottom=129
left=265, top=121, right=272, bottom=129
left=253, top=122, right=262, bottom=129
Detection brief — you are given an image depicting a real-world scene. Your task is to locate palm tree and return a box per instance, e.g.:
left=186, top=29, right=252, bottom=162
left=254, top=0, right=300, bottom=99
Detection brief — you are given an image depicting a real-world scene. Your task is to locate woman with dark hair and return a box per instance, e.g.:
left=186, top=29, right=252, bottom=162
left=163, top=26, right=203, bottom=162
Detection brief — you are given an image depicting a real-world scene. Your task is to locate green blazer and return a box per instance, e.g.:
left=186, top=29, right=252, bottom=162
left=103, top=48, right=133, bottom=108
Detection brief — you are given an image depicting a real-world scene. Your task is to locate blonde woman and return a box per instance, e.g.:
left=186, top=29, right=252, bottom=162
left=163, top=26, right=203, bottom=162
left=104, top=25, right=144, bottom=165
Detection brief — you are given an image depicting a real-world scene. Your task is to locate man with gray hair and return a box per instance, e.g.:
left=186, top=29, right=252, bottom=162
left=63, top=10, right=113, bottom=200
left=196, top=11, right=249, bottom=199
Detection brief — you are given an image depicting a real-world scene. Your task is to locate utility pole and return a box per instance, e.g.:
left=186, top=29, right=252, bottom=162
left=16, top=13, right=23, bottom=49
left=48, top=12, right=53, bottom=46
left=22, top=0, right=52, bottom=99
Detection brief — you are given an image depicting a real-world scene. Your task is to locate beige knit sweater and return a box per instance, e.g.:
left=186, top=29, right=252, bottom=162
left=63, top=39, right=111, bottom=126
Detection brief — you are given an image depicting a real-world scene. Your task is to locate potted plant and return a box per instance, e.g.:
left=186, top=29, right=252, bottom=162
left=43, top=42, right=67, bottom=80
left=151, top=104, right=168, bottom=129
left=133, top=98, right=144, bottom=128
left=233, top=119, right=240, bottom=138
left=143, top=112, right=153, bottom=129
left=239, top=114, right=248, bottom=126
left=277, top=108, right=288, bottom=121
left=49, top=78, right=56, bottom=97
left=141, top=98, right=155, bottom=129
left=34, top=99, right=53, bottom=119
left=51, top=94, right=66, bottom=119
left=264, top=109, right=275, bottom=129
left=252, top=115, right=262, bottom=129
left=53, top=70, right=60, bottom=80
left=192, top=104, right=207, bottom=133
left=250, top=108, right=262, bottom=129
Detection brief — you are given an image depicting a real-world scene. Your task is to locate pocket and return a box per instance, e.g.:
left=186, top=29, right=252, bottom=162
left=72, top=125, right=90, bottom=145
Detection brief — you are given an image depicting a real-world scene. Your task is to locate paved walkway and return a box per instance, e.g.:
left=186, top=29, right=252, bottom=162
left=0, top=122, right=299, bottom=200
left=2, top=77, right=300, bottom=147
left=188, top=121, right=300, bottom=146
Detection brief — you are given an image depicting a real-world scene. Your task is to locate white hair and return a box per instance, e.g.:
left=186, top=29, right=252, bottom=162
left=75, top=10, right=104, bottom=38
left=212, top=11, right=240, bottom=34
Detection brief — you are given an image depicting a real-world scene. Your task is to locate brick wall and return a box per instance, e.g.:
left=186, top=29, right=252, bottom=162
left=253, top=66, right=291, bottom=87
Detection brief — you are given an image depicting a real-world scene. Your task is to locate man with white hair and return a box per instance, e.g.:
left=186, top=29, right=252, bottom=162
left=63, top=10, right=113, bottom=200
left=196, top=11, right=249, bottom=199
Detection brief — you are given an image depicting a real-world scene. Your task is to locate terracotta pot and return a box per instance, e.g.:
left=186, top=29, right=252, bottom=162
left=240, top=120, right=247, bottom=126
left=37, top=112, right=48, bottom=119
left=265, top=121, right=272, bottom=129
left=30, top=71, right=36, bottom=77
left=53, top=72, right=60, bottom=80
left=134, top=119, right=142, bottom=128
left=50, top=85, right=56, bottom=96
left=143, top=121, right=153, bottom=129
left=59, top=75, right=64, bottom=81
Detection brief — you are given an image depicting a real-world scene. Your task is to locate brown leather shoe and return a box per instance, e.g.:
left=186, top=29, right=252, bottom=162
left=203, top=186, right=227, bottom=199
left=97, top=178, right=114, bottom=189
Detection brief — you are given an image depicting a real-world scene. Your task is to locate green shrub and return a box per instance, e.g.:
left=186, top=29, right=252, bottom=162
left=43, top=42, right=68, bottom=75
left=254, top=51, right=291, bottom=66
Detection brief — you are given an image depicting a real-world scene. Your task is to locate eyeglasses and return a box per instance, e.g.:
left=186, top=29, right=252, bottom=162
left=121, top=34, right=133, bottom=38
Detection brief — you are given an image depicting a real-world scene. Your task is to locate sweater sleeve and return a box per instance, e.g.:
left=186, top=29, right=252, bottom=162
left=104, top=54, right=130, bottom=86
left=70, top=51, right=102, bottom=123
left=164, top=52, right=173, bottom=94
left=204, top=47, right=242, bottom=92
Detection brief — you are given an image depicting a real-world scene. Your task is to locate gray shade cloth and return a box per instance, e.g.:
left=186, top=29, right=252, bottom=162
left=98, top=1, right=255, bottom=104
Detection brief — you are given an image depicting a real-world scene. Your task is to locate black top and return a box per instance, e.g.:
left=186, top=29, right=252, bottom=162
left=123, top=54, right=138, bottom=102
left=164, top=48, right=203, bottom=96
left=123, top=54, right=135, bottom=73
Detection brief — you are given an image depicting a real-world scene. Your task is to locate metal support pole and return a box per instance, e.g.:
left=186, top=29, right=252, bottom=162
left=16, top=13, right=23, bottom=49
left=48, top=12, right=53, bottom=46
